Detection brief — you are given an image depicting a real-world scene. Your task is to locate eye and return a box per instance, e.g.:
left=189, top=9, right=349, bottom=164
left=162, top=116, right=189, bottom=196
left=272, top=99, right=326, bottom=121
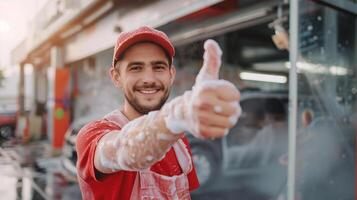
left=154, top=64, right=167, bottom=71
left=129, top=65, right=142, bottom=71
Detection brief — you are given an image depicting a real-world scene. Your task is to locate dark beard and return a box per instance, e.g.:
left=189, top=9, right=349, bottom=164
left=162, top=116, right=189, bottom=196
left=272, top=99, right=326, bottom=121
left=124, top=88, right=170, bottom=115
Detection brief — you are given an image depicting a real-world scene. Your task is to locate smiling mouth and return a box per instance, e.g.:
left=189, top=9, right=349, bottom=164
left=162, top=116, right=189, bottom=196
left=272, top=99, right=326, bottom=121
left=137, top=89, right=160, bottom=94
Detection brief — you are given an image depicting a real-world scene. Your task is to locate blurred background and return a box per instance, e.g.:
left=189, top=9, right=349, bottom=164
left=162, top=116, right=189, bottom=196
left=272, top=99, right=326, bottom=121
left=0, top=0, right=356, bottom=199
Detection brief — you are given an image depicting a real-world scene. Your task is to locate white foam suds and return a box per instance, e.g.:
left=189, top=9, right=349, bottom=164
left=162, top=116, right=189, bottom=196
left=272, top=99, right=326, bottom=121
left=157, top=133, right=172, bottom=141
left=164, top=115, right=186, bottom=134
left=128, top=139, right=134, bottom=147
left=228, top=101, right=241, bottom=126
left=231, top=101, right=242, bottom=116
left=197, top=79, right=237, bottom=90
left=98, top=141, right=120, bottom=170
left=229, top=115, right=239, bottom=126
left=230, top=101, right=239, bottom=109
left=121, top=139, right=128, bottom=146
left=224, top=129, right=229, bottom=136
left=135, top=132, right=145, bottom=142
left=204, top=39, right=222, bottom=56
left=146, top=155, right=154, bottom=161
left=214, top=105, right=223, bottom=113
left=128, top=157, right=135, bottom=164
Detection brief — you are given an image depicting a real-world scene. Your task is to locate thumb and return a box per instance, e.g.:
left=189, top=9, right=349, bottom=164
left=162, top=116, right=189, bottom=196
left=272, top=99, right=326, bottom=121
left=195, top=39, right=222, bottom=84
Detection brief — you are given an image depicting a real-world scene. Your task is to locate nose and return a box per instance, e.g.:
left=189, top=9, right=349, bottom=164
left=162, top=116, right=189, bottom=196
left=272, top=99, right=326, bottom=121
left=141, top=67, right=157, bottom=84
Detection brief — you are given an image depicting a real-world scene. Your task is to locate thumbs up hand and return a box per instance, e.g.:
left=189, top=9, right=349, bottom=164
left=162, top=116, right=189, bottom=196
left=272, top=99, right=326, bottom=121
left=186, top=39, right=241, bottom=139
left=163, top=40, right=241, bottom=139
left=195, top=39, right=222, bottom=83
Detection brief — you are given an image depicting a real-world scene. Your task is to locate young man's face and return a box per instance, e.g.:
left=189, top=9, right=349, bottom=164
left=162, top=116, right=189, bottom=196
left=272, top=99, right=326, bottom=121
left=111, top=42, right=175, bottom=115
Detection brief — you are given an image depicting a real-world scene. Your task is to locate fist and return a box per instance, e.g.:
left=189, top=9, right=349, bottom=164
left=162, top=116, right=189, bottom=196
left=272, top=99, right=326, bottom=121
left=189, top=40, right=241, bottom=139
left=190, top=80, right=241, bottom=139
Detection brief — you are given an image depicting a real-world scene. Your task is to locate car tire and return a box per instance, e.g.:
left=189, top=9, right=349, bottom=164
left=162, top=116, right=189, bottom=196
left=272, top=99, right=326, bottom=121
left=191, top=146, right=219, bottom=188
left=0, top=125, right=14, bottom=140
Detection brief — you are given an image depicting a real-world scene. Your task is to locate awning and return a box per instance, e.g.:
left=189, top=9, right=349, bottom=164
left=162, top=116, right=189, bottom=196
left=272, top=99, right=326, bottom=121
left=116, top=0, right=223, bottom=31
left=64, top=0, right=223, bottom=63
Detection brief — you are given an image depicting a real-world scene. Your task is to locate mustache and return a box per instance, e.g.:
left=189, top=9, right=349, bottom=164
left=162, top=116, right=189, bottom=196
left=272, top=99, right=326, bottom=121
left=134, top=83, right=163, bottom=90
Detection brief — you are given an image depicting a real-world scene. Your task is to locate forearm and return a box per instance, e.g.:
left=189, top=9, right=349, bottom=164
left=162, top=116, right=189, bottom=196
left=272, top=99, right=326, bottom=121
left=95, top=96, right=187, bottom=173
left=95, top=40, right=242, bottom=173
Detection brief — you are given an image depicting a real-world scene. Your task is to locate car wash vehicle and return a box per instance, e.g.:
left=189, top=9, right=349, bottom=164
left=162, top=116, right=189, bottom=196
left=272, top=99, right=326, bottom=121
left=0, top=111, right=17, bottom=140
left=189, top=91, right=291, bottom=198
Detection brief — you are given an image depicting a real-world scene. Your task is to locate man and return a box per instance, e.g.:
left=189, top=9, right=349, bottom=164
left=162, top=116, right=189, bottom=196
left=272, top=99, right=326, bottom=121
left=76, top=26, right=241, bottom=199
left=253, top=98, right=288, bottom=166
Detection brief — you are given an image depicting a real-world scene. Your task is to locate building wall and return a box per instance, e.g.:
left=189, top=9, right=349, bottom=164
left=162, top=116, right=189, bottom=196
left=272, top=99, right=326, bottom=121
left=71, top=48, right=123, bottom=122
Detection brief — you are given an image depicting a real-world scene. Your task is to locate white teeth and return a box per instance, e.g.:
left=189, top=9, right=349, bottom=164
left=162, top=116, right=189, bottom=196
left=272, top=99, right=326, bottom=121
left=139, top=90, right=157, bottom=94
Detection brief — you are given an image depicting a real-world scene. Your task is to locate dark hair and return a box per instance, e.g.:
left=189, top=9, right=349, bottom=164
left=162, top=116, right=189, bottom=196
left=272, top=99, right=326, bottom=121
left=265, top=98, right=286, bottom=121
left=115, top=41, right=172, bottom=68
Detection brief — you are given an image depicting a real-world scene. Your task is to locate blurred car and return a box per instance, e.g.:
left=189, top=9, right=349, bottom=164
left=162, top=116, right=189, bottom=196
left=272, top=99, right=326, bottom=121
left=0, top=111, right=17, bottom=140
left=188, top=91, right=290, bottom=196
left=62, top=116, right=98, bottom=180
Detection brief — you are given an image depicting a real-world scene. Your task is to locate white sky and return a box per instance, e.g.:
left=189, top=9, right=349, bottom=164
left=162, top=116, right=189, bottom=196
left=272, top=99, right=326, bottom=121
left=0, top=0, right=47, bottom=69
left=0, top=0, right=46, bottom=109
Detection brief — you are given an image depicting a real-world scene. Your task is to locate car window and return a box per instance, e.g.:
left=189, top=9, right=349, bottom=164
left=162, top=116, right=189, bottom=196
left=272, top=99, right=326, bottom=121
left=227, top=98, right=265, bottom=147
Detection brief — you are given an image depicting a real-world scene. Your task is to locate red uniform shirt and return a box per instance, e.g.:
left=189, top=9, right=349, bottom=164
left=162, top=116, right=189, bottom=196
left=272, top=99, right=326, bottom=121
left=76, top=119, right=199, bottom=200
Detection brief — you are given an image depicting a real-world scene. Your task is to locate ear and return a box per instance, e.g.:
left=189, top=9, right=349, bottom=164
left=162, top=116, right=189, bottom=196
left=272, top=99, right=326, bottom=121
left=169, top=65, right=176, bottom=85
left=109, top=67, right=122, bottom=88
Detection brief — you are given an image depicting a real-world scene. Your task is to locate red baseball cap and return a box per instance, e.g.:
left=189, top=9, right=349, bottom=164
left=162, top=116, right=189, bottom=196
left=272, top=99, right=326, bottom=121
left=112, top=26, right=175, bottom=68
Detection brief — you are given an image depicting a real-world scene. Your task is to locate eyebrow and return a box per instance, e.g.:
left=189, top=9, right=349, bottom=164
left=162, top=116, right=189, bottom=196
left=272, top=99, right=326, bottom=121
left=151, top=60, right=169, bottom=66
left=127, top=62, right=144, bottom=68
left=126, top=60, right=169, bottom=69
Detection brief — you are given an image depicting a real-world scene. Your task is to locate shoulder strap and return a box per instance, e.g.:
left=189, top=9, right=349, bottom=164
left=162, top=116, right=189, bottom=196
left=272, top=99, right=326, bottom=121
left=103, top=109, right=129, bottom=128
left=172, top=139, right=193, bottom=175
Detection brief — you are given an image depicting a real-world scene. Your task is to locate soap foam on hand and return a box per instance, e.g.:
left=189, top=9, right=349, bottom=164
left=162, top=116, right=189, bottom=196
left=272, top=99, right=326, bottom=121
left=164, top=39, right=242, bottom=139
left=195, top=39, right=222, bottom=83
